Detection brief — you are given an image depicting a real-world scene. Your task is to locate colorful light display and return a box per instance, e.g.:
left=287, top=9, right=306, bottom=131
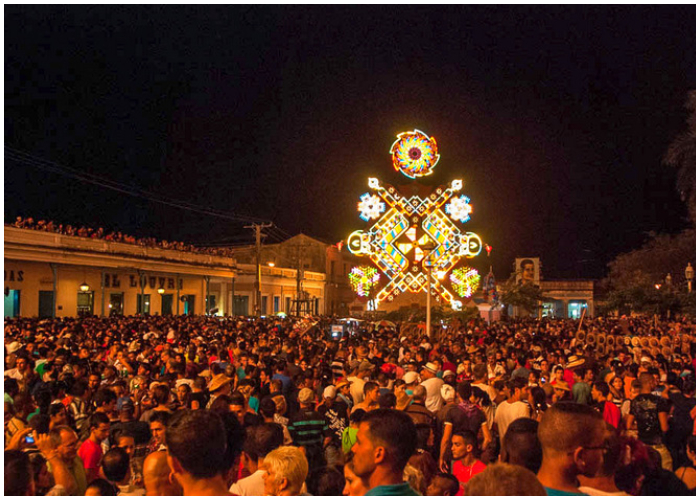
left=445, top=195, right=472, bottom=223
left=348, top=130, right=483, bottom=304
left=390, top=129, right=440, bottom=179
left=348, top=266, right=380, bottom=297
left=450, top=266, right=481, bottom=298
left=357, top=193, right=386, bottom=221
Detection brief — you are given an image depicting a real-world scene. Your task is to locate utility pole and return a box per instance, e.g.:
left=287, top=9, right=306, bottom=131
left=245, top=223, right=272, bottom=316
left=296, top=244, right=304, bottom=316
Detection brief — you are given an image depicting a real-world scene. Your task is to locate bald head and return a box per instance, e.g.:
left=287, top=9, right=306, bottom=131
left=143, top=451, right=182, bottom=496
left=638, top=373, right=654, bottom=390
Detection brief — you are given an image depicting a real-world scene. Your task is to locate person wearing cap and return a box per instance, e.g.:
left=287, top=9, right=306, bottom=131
left=287, top=387, right=331, bottom=473
left=334, top=379, right=353, bottom=412
left=316, top=385, right=349, bottom=467
left=420, top=361, right=444, bottom=413
left=551, top=380, right=571, bottom=403
left=205, top=373, right=232, bottom=410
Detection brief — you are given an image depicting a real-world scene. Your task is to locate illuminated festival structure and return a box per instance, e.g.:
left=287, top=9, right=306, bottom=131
left=347, top=129, right=483, bottom=308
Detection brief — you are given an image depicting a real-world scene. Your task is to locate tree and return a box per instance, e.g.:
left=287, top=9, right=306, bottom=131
left=603, top=230, right=696, bottom=317
left=664, top=90, right=696, bottom=225
left=499, top=273, right=552, bottom=316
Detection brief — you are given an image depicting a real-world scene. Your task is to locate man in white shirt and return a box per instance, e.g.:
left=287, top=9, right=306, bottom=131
left=420, top=362, right=444, bottom=413
left=494, top=378, right=531, bottom=449
left=230, top=422, right=285, bottom=496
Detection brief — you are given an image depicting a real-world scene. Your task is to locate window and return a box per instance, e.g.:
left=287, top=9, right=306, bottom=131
left=273, top=296, right=280, bottom=314
left=261, top=295, right=268, bottom=315
left=109, top=293, right=124, bottom=315
left=330, top=261, right=336, bottom=278
left=206, top=295, right=216, bottom=314
left=77, top=291, right=94, bottom=316
left=285, top=297, right=291, bottom=313
left=137, top=294, right=151, bottom=314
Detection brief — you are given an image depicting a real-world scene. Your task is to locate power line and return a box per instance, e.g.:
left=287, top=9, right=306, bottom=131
left=5, top=146, right=273, bottom=225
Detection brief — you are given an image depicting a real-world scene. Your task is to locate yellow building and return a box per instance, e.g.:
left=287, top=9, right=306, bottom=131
left=4, top=226, right=325, bottom=318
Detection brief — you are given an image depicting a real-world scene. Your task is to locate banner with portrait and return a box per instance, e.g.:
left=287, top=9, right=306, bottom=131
left=515, top=257, right=540, bottom=286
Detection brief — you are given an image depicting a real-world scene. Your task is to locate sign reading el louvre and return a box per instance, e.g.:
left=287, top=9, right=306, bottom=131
left=347, top=129, right=486, bottom=308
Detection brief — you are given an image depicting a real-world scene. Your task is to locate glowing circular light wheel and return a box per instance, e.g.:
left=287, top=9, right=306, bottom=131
left=390, top=129, right=440, bottom=179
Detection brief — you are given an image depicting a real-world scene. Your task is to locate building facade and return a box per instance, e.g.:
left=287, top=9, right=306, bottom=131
left=4, top=226, right=325, bottom=318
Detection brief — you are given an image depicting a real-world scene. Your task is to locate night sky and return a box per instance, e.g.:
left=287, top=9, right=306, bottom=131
left=5, top=5, right=695, bottom=280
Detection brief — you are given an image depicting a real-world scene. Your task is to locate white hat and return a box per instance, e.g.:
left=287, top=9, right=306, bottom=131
left=175, top=379, right=193, bottom=389
left=6, top=341, right=21, bottom=354
left=323, top=385, right=337, bottom=400
left=400, top=337, right=407, bottom=343
left=441, top=384, right=456, bottom=401
left=442, top=370, right=455, bottom=379
left=403, top=371, right=420, bottom=384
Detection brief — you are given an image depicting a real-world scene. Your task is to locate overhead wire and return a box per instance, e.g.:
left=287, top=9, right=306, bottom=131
left=5, top=146, right=276, bottom=226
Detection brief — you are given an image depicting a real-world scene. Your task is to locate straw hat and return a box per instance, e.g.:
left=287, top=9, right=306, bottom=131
left=208, top=373, right=232, bottom=392
left=641, top=337, right=650, bottom=348
left=660, top=336, right=671, bottom=347
left=553, top=380, right=571, bottom=392
left=631, top=337, right=640, bottom=347
left=649, top=337, right=659, bottom=348
left=576, top=331, right=586, bottom=342
left=335, top=379, right=350, bottom=390
left=566, top=355, right=585, bottom=369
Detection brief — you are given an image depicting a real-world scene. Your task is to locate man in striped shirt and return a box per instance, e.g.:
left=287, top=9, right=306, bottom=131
left=288, top=388, right=331, bottom=473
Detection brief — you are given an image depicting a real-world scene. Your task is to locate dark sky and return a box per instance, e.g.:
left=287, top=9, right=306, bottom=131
left=5, top=5, right=695, bottom=280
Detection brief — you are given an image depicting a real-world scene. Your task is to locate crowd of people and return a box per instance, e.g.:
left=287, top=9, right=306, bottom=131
left=4, top=313, right=696, bottom=496
left=8, top=217, right=241, bottom=258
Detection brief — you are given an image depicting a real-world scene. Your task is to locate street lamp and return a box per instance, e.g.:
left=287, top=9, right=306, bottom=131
left=654, top=283, right=662, bottom=290
left=685, top=263, right=694, bottom=293
left=157, top=287, right=165, bottom=295
left=79, top=282, right=90, bottom=292
left=665, top=273, right=673, bottom=287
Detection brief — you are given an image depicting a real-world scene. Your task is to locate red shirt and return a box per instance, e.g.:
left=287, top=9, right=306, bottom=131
left=452, top=459, right=486, bottom=486
left=78, top=438, right=103, bottom=474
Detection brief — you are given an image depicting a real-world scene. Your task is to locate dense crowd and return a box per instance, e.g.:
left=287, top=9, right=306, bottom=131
left=8, top=217, right=242, bottom=258
left=4, top=313, right=696, bottom=496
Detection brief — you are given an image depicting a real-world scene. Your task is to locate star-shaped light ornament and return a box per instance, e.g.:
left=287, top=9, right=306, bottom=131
left=358, top=193, right=386, bottom=221
left=445, top=195, right=472, bottom=223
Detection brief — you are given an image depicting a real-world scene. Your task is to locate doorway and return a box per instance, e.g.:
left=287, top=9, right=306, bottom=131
left=38, top=291, right=54, bottom=318
left=161, top=294, right=173, bottom=315
left=109, top=293, right=124, bottom=315
left=4, top=289, right=20, bottom=317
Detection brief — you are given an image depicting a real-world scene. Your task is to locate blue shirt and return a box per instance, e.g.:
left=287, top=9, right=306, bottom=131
left=365, top=483, right=420, bottom=496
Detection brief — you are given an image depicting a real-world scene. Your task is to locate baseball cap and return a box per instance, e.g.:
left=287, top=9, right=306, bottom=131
left=403, top=371, right=420, bottom=384
left=323, top=385, right=337, bottom=400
